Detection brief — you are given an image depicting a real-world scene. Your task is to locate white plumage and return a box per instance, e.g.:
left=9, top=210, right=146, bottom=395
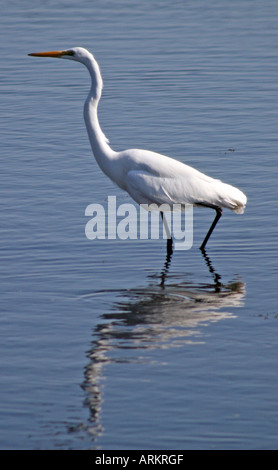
left=29, top=47, right=247, bottom=250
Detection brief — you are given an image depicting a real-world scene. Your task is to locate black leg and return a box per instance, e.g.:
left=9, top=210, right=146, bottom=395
left=159, top=212, right=173, bottom=287
left=160, top=212, right=173, bottom=255
left=198, top=205, right=223, bottom=250
left=166, top=237, right=173, bottom=257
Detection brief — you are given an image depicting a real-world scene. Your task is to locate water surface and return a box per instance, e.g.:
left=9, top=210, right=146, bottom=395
left=1, top=0, right=278, bottom=450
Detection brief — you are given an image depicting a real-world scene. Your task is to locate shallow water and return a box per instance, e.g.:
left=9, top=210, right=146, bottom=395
left=1, top=0, right=278, bottom=449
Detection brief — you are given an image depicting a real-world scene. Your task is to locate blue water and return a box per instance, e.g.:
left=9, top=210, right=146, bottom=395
left=1, top=0, right=278, bottom=449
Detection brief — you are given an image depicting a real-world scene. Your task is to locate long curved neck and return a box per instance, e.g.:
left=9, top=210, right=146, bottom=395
left=83, top=55, right=116, bottom=175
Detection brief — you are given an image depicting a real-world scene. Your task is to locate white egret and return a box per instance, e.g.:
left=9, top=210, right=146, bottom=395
left=28, top=47, right=247, bottom=251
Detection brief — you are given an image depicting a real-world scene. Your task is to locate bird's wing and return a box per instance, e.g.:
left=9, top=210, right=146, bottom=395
left=125, top=169, right=247, bottom=213
left=125, top=170, right=196, bottom=209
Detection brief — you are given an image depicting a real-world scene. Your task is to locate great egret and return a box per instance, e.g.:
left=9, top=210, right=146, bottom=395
left=28, top=47, right=247, bottom=251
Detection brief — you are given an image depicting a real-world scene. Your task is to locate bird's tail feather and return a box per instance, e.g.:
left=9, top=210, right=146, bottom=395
left=217, top=182, right=247, bottom=214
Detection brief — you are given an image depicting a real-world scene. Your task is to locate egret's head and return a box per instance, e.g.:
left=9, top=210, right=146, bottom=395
left=28, top=47, right=92, bottom=64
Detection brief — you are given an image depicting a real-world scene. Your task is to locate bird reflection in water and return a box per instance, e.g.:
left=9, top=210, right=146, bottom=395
left=81, top=249, right=245, bottom=439
left=160, top=231, right=221, bottom=291
left=200, top=248, right=222, bottom=292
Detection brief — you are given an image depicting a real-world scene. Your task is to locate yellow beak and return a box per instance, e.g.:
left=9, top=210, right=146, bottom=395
left=28, top=50, right=72, bottom=58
